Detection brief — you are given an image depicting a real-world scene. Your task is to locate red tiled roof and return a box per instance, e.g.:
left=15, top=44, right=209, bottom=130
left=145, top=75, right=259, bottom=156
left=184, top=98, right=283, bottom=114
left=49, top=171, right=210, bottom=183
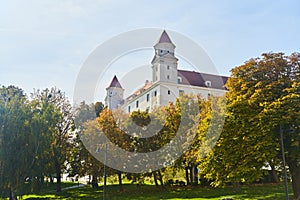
left=108, top=75, right=123, bottom=88
left=178, top=70, right=228, bottom=90
left=157, top=30, right=173, bottom=44
left=126, top=80, right=152, bottom=101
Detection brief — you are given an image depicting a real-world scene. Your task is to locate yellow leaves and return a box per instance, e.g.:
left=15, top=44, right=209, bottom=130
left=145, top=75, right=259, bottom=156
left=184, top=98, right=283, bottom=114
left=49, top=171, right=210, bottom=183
left=198, top=52, right=300, bottom=187
left=291, top=140, right=299, bottom=147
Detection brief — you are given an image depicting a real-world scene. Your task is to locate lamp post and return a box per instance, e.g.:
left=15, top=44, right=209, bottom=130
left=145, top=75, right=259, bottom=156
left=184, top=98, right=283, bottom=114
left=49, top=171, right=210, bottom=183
left=280, top=124, right=289, bottom=200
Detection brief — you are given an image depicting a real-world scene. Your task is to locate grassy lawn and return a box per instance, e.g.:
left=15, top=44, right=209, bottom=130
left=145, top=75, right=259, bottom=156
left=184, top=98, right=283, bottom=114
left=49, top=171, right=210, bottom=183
left=21, top=183, right=294, bottom=200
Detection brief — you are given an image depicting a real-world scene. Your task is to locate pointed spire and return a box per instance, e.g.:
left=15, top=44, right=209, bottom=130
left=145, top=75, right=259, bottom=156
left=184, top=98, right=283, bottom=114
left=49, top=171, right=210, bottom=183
left=157, top=30, right=173, bottom=44
left=108, top=75, right=123, bottom=88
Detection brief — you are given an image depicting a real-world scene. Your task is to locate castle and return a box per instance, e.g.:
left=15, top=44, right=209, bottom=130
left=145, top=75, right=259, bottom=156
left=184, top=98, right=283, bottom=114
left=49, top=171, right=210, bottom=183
left=105, top=30, right=228, bottom=112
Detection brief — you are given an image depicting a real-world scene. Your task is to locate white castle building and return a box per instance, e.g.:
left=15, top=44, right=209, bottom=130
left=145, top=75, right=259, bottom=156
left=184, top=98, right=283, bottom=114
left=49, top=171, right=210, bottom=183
left=105, top=30, right=228, bottom=112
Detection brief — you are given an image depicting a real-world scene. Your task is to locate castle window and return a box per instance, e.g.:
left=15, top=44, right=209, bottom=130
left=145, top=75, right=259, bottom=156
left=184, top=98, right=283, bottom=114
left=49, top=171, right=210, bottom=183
left=167, top=75, right=170, bottom=79
left=167, top=65, right=170, bottom=70
left=205, top=81, right=211, bottom=87
left=154, top=91, right=157, bottom=97
left=146, top=94, right=150, bottom=102
left=178, top=76, right=182, bottom=83
left=179, top=90, right=184, bottom=94
left=136, top=101, right=139, bottom=108
left=208, top=93, right=211, bottom=97
left=168, top=90, right=171, bottom=95
left=128, top=106, right=131, bottom=112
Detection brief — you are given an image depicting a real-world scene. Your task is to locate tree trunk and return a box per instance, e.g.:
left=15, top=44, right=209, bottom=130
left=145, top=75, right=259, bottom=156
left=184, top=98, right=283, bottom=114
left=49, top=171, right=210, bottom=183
left=153, top=172, right=158, bottom=186
left=270, top=165, right=279, bottom=183
left=289, top=161, right=300, bottom=199
left=30, top=176, right=35, bottom=192
left=40, top=176, right=45, bottom=192
left=189, top=167, right=193, bottom=185
left=55, top=160, right=61, bottom=192
left=118, top=171, right=123, bottom=191
left=157, top=171, right=164, bottom=189
left=10, top=186, right=17, bottom=200
left=185, top=167, right=190, bottom=185
left=194, top=166, right=198, bottom=185
left=50, top=175, right=54, bottom=184
left=291, top=170, right=300, bottom=200
left=268, top=160, right=279, bottom=183
left=91, top=174, right=98, bottom=188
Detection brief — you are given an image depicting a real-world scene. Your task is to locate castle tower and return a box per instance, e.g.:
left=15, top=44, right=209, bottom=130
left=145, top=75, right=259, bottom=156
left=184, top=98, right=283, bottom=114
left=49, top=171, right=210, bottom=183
left=151, top=30, right=178, bottom=84
left=150, top=30, right=179, bottom=107
left=105, top=75, right=124, bottom=110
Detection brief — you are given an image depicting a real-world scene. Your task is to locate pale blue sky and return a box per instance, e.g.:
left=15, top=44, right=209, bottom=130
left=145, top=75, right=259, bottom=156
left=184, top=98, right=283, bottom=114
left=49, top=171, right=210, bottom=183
left=1, top=0, right=299, bottom=102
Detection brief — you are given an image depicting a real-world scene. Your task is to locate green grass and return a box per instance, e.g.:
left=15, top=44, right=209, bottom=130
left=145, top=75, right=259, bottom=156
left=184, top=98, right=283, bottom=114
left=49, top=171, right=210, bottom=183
left=1, top=182, right=79, bottom=199
left=19, top=182, right=294, bottom=200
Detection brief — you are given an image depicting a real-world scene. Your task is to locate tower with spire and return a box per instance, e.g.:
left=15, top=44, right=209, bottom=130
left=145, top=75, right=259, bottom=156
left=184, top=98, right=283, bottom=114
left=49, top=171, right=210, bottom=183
left=151, top=30, right=178, bottom=84
left=150, top=30, right=179, bottom=106
left=105, top=75, right=124, bottom=110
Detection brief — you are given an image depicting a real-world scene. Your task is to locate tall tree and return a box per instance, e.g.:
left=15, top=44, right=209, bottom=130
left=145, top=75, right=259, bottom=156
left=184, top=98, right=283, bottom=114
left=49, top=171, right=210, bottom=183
left=31, top=88, right=74, bottom=192
left=202, top=52, right=300, bottom=198
left=71, top=101, right=104, bottom=188
left=28, top=94, right=56, bottom=192
left=0, top=85, right=32, bottom=199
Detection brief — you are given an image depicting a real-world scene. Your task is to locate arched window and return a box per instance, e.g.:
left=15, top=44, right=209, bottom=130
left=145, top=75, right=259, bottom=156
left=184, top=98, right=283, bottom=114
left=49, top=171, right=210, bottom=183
left=205, top=81, right=211, bottom=87
left=178, top=76, right=182, bottom=83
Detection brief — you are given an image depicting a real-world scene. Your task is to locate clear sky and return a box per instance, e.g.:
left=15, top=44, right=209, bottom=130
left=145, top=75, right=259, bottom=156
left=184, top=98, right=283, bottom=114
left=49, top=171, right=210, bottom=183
left=1, top=0, right=299, bottom=103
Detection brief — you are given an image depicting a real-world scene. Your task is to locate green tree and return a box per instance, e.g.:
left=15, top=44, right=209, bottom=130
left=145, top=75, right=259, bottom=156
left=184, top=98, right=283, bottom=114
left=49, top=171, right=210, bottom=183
left=28, top=93, right=56, bottom=192
left=202, top=52, right=300, bottom=198
left=263, top=80, right=300, bottom=198
left=31, top=88, right=74, bottom=192
left=81, top=119, right=105, bottom=188
left=0, top=85, right=32, bottom=199
left=71, top=101, right=104, bottom=188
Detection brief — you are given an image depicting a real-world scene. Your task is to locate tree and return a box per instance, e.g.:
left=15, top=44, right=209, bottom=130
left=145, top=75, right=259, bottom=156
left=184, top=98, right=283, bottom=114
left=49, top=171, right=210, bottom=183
left=31, top=88, right=74, bottom=192
left=263, top=80, right=300, bottom=197
left=28, top=93, right=55, bottom=192
left=0, top=85, right=32, bottom=199
left=96, top=108, right=128, bottom=189
left=81, top=119, right=105, bottom=188
left=202, top=52, right=300, bottom=198
left=70, top=101, right=93, bottom=178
